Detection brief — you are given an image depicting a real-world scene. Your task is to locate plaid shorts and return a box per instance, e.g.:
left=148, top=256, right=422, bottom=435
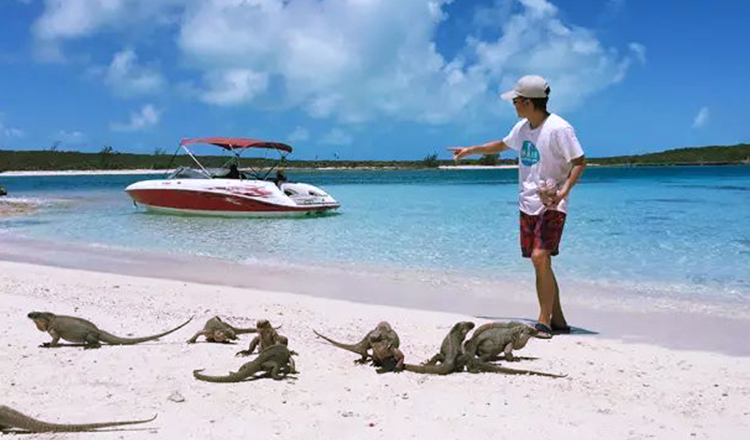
left=520, top=210, right=567, bottom=258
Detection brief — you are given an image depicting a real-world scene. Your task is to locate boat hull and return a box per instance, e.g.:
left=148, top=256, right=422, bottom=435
left=125, top=179, right=340, bottom=217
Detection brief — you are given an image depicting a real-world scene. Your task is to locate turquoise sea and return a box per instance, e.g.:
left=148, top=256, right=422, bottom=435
left=1, top=166, right=749, bottom=316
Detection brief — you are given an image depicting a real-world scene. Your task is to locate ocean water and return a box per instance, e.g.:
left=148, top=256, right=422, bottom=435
left=1, top=166, right=749, bottom=312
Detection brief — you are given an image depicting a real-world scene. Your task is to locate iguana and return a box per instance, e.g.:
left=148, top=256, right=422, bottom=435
left=313, top=321, right=403, bottom=371
left=404, top=321, right=475, bottom=375
left=0, top=405, right=156, bottom=433
left=460, top=322, right=566, bottom=378
left=27, top=311, right=193, bottom=349
left=194, top=344, right=296, bottom=382
left=463, top=321, right=551, bottom=361
left=403, top=321, right=564, bottom=377
left=236, top=319, right=288, bottom=357
left=187, top=316, right=258, bottom=343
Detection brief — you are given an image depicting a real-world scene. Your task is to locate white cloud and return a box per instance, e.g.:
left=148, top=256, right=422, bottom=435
left=174, top=0, right=477, bottom=122
left=472, top=0, right=645, bottom=111
left=199, top=69, right=269, bottom=106
left=692, top=107, right=709, bottom=129
left=320, top=128, right=353, bottom=146
left=288, top=126, right=310, bottom=143
left=31, top=0, right=183, bottom=62
left=104, top=48, right=165, bottom=96
left=33, top=0, right=644, bottom=123
left=32, top=0, right=124, bottom=62
left=176, top=0, right=643, bottom=120
left=110, top=104, right=161, bottom=132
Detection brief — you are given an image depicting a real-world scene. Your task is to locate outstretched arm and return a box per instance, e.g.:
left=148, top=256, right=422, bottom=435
left=448, top=140, right=510, bottom=161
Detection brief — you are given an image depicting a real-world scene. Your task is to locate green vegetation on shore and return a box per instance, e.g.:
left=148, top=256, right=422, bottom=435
left=591, top=144, right=750, bottom=166
left=0, top=143, right=748, bottom=172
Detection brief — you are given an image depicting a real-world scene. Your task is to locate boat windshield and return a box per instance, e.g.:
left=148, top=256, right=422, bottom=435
left=167, top=166, right=252, bottom=180
left=167, top=166, right=210, bottom=179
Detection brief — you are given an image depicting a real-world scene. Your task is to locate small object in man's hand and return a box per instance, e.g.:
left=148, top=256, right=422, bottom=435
left=537, top=178, right=559, bottom=206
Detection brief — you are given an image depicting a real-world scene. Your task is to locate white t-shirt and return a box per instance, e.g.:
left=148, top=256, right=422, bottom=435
left=502, top=113, right=584, bottom=215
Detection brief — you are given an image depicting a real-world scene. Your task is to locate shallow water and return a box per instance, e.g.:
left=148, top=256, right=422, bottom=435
left=1, top=166, right=749, bottom=314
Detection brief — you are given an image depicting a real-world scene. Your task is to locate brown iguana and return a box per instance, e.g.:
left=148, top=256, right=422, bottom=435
left=0, top=405, right=156, bottom=433
left=236, top=319, right=288, bottom=357
left=28, top=311, right=193, bottom=349
left=404, top=321, right=475, bottom=375
left=187, top=316, right=258, bottom=343
left=313, top=321, right=401, bottom=367
left=404, top=321, right=563, bottom=377
left=463, top=321, right=551, bottom=361
left=194, top=344, right=296, bottom=382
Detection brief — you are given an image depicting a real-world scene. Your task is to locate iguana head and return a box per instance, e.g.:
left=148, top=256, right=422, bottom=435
left=375, top=321, right=393, bottom=332
left=453, top=321, right=476, bottom=340
left=256, top=319, right=277, bottom=338
left=27, top=311, right=56, bottom=331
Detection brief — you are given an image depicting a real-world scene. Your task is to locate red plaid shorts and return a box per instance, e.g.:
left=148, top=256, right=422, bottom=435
left=519, top=210, right=567, bottom=258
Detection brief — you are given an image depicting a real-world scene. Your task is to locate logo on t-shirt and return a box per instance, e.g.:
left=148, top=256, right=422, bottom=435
left=521, top=141, right=540, bottom=166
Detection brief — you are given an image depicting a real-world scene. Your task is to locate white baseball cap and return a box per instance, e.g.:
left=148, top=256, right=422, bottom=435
left=500, top=75, right=550, bottom=100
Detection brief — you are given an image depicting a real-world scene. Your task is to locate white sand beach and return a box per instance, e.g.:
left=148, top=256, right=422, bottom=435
left=438, top=164, right=518, bottom=169
left=1, top=258, right=748, bottom=439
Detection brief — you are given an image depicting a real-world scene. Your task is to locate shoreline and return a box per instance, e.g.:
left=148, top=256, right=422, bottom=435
left=3, top=162, right=748, bottom=176
left=0, top=167, right=520, bottom=176
left=1, top=258, right=748, bottom=438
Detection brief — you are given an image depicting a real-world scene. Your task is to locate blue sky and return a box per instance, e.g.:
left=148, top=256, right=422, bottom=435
left=0, top=0, right=748, bottom=160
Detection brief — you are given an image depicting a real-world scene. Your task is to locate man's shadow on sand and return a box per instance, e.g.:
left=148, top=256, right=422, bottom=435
left=473, top=316, right=599, bottom=335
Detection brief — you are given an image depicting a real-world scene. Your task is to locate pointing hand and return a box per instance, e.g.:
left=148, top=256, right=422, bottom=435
left=447, top=147, right=471, bottom=161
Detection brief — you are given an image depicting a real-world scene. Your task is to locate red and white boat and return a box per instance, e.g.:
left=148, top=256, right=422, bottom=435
left=124, top=137, right=340, bottom=217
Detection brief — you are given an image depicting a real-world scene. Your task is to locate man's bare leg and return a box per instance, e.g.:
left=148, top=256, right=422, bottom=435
left=531, top=248, right=555, bottom=327
left=550, top=270, right=568, bottom=329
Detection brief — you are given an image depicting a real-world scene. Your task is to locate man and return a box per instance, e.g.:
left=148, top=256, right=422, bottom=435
left=449, top=75, right=586, bottom=335
left=226, top=164, right=241, bottom=179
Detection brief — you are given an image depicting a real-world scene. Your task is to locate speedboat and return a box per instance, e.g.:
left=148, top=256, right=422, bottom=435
left=124, top=137, right=340, bottom=217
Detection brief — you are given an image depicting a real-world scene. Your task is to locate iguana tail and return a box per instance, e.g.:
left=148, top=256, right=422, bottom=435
left=0, top=406, right=156, bottom=433
left=98, top=317, right=193, bottom=345
left=464, top=357, right=565, bottom=378
left=403, top=362, right=456, bottom=375
left=227, top=325, right=258, bottom=335
left=313, top=330, right=368, bottom=357
left=192, top=369, right=249, bottom=383
left=227, top=323, right=281, bottom=335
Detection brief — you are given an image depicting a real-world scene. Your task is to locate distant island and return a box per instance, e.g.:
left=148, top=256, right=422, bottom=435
left=0, top=143, right=748, bottom=172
